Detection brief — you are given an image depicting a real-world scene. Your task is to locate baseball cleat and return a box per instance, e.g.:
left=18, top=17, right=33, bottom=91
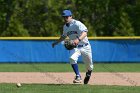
left=73, top=75, right=82, bottom=83
left=84, top=70, right=92, bottom=84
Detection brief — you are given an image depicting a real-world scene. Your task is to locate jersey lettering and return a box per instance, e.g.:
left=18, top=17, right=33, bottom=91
left=67, top=31, right=78, bottom=36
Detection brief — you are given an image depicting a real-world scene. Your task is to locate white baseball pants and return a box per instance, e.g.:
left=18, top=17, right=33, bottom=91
left=69, top=44, right=93, bottom=71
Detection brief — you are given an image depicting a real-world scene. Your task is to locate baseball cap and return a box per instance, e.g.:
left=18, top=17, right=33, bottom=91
left=62, top=10, right=72, bottom=16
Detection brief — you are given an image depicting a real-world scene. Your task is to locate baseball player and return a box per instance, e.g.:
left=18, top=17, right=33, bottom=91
left=52, top=9, right=93, bottom=84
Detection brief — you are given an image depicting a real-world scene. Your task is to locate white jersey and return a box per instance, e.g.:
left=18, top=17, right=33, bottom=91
left=62, top=19, right=89, bottom=45
left=62, top=19, right=93, bottom=72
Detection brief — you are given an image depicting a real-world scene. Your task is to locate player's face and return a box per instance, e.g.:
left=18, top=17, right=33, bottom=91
left=63, top=16, right=72, bottom=23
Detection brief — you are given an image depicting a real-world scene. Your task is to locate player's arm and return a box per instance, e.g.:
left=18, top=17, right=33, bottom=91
left=78, top=31, right=87, bottom=41
left=74, top=31, right=87, bottom=45
left=73, top=21, right=88, bottom=45
left=52, top=35, right=67, bottom=48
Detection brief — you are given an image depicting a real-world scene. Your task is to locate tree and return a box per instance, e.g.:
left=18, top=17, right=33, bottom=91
left=0, top=0, right=139, bottom=36
left=113, top=11, right=134, bottom=36
left=1, top=14, right=29, bottom=36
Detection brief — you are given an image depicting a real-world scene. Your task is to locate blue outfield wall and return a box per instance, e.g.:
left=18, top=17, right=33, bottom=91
left=0, top=39, right=140, bottom=63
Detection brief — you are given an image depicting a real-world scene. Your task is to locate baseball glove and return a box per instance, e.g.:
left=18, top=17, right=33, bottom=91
left=64, top=40, right=77, bottom=50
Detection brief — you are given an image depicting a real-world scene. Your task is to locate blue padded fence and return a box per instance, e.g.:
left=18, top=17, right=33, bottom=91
left=0, top=39, right=140, bottom=63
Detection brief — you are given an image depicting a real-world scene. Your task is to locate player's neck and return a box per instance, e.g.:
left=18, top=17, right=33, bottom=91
left=65, top=19, right=73, bottom=27
left=66, top=19, right=73, bottom=24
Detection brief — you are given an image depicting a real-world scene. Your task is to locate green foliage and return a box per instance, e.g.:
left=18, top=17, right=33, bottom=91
left=0, top=0, right=139, bottom=36
left=1, top=16, right=29, bottom=36
left=113, top=12, right=135, bottom=36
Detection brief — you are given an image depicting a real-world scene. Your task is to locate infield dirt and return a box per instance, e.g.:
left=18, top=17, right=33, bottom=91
left=0, top=72, right=139, bottom=86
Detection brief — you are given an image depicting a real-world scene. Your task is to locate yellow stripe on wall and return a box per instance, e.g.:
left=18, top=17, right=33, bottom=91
left=0, top=36, right=140, bottom=40
left=88, top=36, right=140, bottom=40
left=0, top=37, right=59, bottom=40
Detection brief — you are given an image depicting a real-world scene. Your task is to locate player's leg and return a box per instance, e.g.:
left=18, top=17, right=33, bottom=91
left=69, top=48, right=82, bottom=83
left=81, top=45, right=93, bottom=84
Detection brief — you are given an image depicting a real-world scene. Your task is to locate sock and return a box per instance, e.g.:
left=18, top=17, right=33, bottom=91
left=71, top=64, right=80, bottom=76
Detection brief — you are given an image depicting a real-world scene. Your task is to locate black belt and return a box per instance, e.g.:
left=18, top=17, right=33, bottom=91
left=78, top=43, right=88, bottom=48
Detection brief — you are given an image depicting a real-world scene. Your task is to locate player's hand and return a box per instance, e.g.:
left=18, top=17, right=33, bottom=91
left=73, top=39, right=79, bottom=45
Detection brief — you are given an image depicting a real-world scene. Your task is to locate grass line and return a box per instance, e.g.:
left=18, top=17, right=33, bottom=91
left=0, top=63, right=140, bottom=72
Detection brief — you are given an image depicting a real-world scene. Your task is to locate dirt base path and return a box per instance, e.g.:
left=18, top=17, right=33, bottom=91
left=0, top=72, right=140, bottom=86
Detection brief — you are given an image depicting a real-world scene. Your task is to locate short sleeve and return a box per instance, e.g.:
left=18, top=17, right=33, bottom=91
left=76, top=21, right=88, bottom=32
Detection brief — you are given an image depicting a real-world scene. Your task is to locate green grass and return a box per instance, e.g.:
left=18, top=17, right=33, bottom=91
left=0, top=64, right=139, bottom=93
left=0, top=83, right=140, bottom=93
left=0, top=63, right=140, bottom=72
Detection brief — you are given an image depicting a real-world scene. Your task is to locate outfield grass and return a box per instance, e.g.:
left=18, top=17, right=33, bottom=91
left=0, top=63, right=140, bottom=72
left=0, top=83, right=140, bottom=93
